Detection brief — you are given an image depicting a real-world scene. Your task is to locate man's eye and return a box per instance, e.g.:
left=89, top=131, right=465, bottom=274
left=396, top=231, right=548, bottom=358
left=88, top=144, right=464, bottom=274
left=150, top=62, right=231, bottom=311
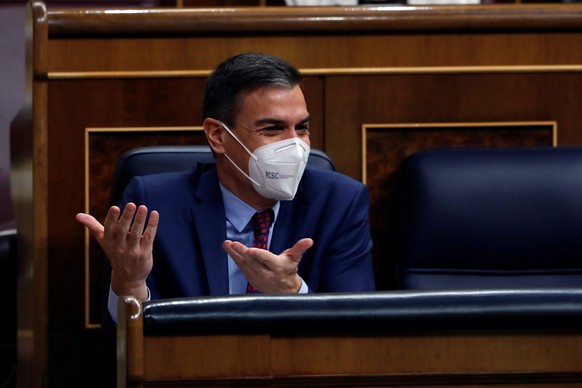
left=260, top=127, right=283, bottom=134
left=296, top=125, right=310, bottom=134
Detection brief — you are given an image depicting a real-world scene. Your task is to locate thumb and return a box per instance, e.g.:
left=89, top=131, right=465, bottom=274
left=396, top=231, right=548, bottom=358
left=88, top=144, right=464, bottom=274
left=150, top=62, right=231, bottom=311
left=284, top=238, right=314, bottom=263
left=75, top=213, right=105, bottom=241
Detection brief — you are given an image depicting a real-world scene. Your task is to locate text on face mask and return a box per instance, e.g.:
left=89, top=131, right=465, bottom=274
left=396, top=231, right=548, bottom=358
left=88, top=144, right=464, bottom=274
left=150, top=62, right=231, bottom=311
left=265, top=171, right=293, bottom=180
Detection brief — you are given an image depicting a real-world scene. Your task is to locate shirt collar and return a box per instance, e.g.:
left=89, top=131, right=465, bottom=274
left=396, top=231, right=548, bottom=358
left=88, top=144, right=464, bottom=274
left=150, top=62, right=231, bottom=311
left=219, top=182, right=280, bottom=233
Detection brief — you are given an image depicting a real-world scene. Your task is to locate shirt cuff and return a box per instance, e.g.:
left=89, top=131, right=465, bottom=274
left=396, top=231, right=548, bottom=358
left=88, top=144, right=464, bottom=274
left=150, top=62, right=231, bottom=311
left=298, top=277, right=308, bottom=294
left=107, top=284, right=151, bottom=324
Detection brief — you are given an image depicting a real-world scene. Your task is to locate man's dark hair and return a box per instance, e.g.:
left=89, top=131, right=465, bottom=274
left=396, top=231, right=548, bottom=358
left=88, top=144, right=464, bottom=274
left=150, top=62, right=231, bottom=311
left=203, top=52, right=303, bottom=127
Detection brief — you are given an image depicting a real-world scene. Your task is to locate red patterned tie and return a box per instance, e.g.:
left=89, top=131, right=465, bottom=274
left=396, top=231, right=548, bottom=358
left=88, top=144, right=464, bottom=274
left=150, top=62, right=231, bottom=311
left=246, top=209, right=274, bottom=294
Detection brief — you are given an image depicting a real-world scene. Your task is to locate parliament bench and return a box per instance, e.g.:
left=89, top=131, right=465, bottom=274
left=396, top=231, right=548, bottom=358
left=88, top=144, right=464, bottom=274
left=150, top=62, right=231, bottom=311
left=17, top=1, right=582, bottom=384
left=118, top=288, right=582, bottom=387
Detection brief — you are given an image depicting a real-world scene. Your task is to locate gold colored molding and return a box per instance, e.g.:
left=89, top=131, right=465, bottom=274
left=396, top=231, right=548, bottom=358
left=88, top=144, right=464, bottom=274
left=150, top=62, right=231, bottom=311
left=49, top=70, right=213, bottom=80
left=85, top=126, right=201, bottom=133
left=84, top=126, right=203, bottom=329
left=17, top=330, right=34, bottom=338
left=48, top=65, right=582, bottom=80
left=361, top=121, right=558, bottom=185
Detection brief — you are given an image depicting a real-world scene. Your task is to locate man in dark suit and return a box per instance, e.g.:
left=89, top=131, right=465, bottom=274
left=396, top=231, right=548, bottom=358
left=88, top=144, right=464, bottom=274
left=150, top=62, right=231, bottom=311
left=77, top=52, right=375, bottom=319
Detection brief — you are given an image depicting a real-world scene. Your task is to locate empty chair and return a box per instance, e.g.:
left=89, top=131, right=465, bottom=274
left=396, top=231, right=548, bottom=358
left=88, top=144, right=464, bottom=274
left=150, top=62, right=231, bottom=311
left=395, top=147, right=582, bottom=289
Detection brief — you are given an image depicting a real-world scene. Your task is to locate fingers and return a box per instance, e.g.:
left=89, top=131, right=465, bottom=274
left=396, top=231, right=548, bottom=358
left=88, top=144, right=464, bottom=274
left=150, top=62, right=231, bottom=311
left=103, top=206, right=122, bottom=241
left=111, top=204, right=159, bottom=249
left=223, top=238, right=313, bottom=294
left=223, top=241, right=264, bottom=277
left=80, top=203, right=159, bottom=249
left=126, top=205, right=148, bottom=249
left=283, top=238, right=314, bottom=263
left=222, top=240, right=253, bottom=267
left=223, top=240, right=269, bottom=291
left=116, top=203, right=137, bottom=238
left=142, top=210, right=159, bottom=244
left=223, top=238, right=314, bottom=269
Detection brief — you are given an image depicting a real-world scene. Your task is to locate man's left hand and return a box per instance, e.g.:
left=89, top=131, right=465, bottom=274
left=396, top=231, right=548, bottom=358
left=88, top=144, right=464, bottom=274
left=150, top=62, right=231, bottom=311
left=222, top=238, right=313, bottom=294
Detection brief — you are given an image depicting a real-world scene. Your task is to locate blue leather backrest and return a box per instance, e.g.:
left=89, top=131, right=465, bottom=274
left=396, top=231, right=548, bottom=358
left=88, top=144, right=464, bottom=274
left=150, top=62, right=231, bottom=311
left=395, top=147, right=582, bottom=289
left=109, top=145, right=334, bottom=206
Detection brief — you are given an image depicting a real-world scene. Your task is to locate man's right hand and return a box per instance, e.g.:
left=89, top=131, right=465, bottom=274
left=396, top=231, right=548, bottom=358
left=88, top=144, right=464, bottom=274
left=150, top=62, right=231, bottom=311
left=76, top=202, right=159, bottom=301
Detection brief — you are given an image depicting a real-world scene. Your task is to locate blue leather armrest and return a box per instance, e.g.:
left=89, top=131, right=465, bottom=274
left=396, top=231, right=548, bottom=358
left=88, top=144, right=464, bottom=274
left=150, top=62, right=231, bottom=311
left=142, top=289, right=582, bottom=335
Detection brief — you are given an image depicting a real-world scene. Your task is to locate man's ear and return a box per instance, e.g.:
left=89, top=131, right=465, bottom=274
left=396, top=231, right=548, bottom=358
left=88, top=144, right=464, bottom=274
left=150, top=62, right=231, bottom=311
left=203, top=118, right=226, bottom=154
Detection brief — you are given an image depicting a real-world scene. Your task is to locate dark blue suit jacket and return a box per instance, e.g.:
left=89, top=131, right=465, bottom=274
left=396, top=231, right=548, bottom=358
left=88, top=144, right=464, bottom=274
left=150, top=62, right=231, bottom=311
left=121, top=163, right=376, bottom=298
left=98, top=163, right=375, bottom=387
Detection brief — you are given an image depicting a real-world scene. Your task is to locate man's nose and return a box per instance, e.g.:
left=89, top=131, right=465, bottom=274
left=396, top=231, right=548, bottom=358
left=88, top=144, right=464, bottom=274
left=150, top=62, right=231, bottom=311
left=283, top=128, right=299, bottom=139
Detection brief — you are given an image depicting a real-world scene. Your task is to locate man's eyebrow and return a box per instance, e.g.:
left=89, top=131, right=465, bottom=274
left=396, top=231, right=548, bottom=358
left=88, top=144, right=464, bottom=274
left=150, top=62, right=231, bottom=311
left=254, top=115, right=311, bottom=127
left=298, top=115, right=312, bottom=125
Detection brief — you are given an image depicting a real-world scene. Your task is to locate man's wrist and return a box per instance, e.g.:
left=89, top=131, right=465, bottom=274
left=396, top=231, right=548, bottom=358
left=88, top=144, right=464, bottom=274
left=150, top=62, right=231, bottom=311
left=111, top=279, right=148, bottom=302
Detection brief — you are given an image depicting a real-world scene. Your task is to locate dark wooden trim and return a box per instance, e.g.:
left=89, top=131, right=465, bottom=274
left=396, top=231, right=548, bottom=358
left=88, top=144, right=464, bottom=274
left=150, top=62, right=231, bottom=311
left=134, top=372, right=582, bottom=387
left=44, top=3, right=582, bottom=36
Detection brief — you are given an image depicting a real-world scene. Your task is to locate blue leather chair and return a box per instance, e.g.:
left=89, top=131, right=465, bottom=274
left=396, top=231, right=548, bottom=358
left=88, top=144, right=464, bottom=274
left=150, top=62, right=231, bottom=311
left=109, top=145, right=335, bottom=206
left=99, top=144, right=335, bottom=387
left=395, top=147, right=582, bottom=289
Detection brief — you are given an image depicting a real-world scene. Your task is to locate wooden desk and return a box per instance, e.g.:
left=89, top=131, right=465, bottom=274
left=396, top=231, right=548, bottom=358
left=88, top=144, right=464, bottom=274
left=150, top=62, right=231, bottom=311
left=118, top=291, right=582, bottom=387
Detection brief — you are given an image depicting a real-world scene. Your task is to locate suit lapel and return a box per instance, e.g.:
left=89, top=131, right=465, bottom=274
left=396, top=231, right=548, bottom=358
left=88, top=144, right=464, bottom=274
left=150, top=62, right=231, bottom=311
left=271, top=183, right=307, bottom=255
left=191, top=167, right=229, bottom=295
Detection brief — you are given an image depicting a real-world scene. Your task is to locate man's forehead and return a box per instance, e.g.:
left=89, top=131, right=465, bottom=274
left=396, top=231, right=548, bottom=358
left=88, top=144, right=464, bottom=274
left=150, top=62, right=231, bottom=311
left=237, top=86, right=308, bottom=123
left=240, top=84, right=301, bottom=101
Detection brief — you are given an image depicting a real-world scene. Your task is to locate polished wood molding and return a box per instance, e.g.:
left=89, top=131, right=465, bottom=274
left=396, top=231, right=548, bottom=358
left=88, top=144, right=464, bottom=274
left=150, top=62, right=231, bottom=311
left=45, top=65, right=582, bottom=80
left=118, top=296, right=144, bottom=387
left=44, top=4, right=582, bottom=36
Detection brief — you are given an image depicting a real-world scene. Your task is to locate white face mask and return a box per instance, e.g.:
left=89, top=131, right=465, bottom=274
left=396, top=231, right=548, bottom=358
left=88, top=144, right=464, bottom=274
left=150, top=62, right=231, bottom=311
left=219, top=122, right=310, bottom=201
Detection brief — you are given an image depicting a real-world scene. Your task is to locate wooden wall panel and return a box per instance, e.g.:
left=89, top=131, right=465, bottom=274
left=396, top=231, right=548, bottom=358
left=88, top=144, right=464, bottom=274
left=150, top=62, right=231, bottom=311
left=46, top=33, right=582, bottom=73
left=325, top=73, right=582, bottom=178
left=364, top=123, right=554, bottom=289
left=44, top=79, right=205, bottom=385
